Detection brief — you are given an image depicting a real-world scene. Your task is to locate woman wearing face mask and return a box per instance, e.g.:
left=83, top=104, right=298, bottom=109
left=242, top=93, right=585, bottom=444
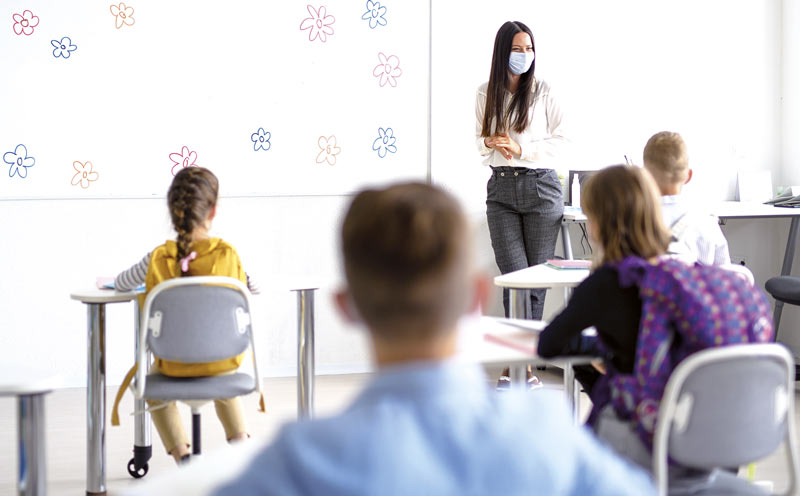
left=476, top=21, right=568, bottom=389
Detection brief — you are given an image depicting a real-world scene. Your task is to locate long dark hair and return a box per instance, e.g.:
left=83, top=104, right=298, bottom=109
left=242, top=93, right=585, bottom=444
left=481, top=21, right=536, bottom=137
left=167, top=167, right=219, bottom=274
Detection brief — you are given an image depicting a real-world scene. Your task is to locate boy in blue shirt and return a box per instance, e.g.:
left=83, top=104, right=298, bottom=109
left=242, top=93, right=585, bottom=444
left=214, top=183, right=655, bottom=495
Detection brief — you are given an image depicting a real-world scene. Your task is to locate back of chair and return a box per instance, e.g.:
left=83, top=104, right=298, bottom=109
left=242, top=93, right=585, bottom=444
left=144, top=277, right=252, bottom=363
left=653, top=344, right=799, bottom=496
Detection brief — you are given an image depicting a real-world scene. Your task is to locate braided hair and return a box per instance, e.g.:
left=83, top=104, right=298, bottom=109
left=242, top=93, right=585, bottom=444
left=167, top=167, right=219, bottom=275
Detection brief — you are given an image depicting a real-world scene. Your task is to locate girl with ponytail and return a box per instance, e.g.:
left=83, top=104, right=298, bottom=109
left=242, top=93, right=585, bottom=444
left=113, top=167, right=260, bottom=464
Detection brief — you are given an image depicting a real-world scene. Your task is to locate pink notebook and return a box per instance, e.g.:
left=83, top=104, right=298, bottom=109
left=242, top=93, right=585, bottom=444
left=544, top=259, right=592, bottom=270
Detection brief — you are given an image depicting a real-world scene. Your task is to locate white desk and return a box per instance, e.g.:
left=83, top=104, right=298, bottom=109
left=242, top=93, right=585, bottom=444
left=71, top=283, right=320, bottom=494
left=70, top=289, right=143, bottom=496
left=492, top=266, right=591, bottom=417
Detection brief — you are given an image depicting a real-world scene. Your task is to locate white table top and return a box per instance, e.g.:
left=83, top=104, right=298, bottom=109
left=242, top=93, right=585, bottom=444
left=70, top=288, right=139, bottom=304
left=494, top=263, right=589, bottom=289
left=713, top=201, right=800, bottom=219
left=561, top=201, right=800, bottom=224
left=0, top=373, right=61, bottom=396
left=457, top=316, right=593, bottom=368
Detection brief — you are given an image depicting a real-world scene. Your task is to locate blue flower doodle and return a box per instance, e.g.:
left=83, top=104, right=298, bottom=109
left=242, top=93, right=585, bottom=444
left=3, top=144, right=35, bottom=178
left=372, top=127, right=397, bottom=158
left=251, top=128, right=271, bottom=151
left=361, top=1, right=387, bottom=29
left=51, top=37, right=77, bottom=59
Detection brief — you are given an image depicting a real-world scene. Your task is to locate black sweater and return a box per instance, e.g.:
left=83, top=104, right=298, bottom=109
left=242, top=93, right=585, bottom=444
left=538, top=266, right=642, bottom=374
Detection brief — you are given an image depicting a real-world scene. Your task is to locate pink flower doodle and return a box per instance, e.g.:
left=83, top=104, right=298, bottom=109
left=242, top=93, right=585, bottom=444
left=71, top=161, right=99, bottom=189
left=110, top=3, right=135, bottom=29
left=299, top=5, right=335, bottom=42
left=169, top=146, right=198, bottom=176
left=373, top=52, right=402, bottom=87
left=12, top=10, right=39, bottom=36
left=316, top=136, right=340, bottom=165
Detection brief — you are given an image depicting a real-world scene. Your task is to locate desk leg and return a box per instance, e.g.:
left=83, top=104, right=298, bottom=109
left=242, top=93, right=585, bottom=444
left=563, top=361, right=580, bottom=425
left=774, top=217, right=800, bottom=334
left=508, top=288, right=528, bottom=320
left=132, top=304, right=151, bottom=476
left=18, top=393, right=47, bottom=496
left=296, top=289, right=316, bottom=420
left=561, top=224, right=574, bottom=261
left=87, top=303, right=106, bottom=495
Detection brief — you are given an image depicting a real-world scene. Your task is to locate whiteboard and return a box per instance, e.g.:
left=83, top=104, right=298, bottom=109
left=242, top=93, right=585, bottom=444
left=0, top=1, right=429, bottom=198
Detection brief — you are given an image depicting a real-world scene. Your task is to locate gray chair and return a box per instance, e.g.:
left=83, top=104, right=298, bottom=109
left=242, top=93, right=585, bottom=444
left=134, top=276, right=262, bottom=457
left=653, top=344, right=799, bottom=496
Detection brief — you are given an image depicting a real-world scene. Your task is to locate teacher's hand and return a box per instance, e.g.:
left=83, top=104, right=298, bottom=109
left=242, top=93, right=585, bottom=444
left=492, top=133, right=521, bottom=159
left=483, top=134, right=520, bottom=160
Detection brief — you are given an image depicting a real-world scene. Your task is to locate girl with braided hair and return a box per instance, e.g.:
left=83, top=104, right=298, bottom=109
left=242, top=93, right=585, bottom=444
left=113, top=167, right=260, bottom=464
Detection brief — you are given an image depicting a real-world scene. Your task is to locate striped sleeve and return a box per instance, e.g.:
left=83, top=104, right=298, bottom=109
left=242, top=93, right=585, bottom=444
left=115, top=253, right=150, bottom=291
left=246, top=273, right=261, bottom=295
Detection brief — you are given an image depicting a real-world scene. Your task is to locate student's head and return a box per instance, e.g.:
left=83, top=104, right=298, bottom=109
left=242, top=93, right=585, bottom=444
left=582, top=165, right=671, bottom=267
left=482, top=21, right=536, bottom=137
left=167, top=167, right=219, bottom=262
left=337, top=183, right=485, bottom=352
left=642, top=131, right=692, bottom=195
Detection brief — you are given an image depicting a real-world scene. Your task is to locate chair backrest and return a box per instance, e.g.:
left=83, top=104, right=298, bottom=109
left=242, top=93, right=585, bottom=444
left=143, top=276, right=253, bottom=363
left=653, top=343, right=799, bottom=496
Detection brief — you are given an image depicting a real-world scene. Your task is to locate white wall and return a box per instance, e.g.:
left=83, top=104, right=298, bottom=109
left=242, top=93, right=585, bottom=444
left=2, top=0, right=798, bottom=388
left=0, top=196, right=371, bottom=387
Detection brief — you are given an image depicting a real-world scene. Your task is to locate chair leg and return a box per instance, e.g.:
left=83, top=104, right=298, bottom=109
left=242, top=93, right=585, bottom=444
left=191, top=412, right=201, bottom=455
left=773, top=300, right=784, bottom=339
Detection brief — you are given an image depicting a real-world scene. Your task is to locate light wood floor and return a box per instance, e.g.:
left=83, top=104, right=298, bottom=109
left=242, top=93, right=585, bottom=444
left=0, top=367, right=795, bottom=495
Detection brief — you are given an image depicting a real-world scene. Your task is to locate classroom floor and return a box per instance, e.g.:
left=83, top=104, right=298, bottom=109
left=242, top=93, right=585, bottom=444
left=0, top=367, right=795, bottom=495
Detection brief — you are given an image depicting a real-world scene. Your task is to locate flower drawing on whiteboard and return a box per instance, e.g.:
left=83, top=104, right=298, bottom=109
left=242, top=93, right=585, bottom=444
left=110, top=2, right=136, bottom=29
left=12, top=10, right=39, bottom=36
left=169, top=146, right=199, bottom=176
left=372, top=127, right=397, bottom=158
left=251, top=128, right=271, bottom=151
left=361, top=1, right=387, bottom=29
left=373, top=52, right=402, bottom=87
left=71, top=161, right=99, bottom=189
left=3, top=144, right=35, bottom=179
left=316, top=135, right=340, bottom=166
left=51, top=37, right=78, bottom=59
left=299, top=5, right=335, bottom=43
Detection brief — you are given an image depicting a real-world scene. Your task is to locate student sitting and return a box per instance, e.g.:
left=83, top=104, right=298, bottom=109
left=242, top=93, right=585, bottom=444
left=643, top=131, right=731, bottom=265
left=538, top=165, right=772, bottom=472
left=112, top=167, right=261, bottom=465
left=211, top=183, right=655, bottom=495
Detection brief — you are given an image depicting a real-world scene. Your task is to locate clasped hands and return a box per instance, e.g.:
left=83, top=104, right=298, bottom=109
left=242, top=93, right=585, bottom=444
left=484, top=133, right=521, bottom=160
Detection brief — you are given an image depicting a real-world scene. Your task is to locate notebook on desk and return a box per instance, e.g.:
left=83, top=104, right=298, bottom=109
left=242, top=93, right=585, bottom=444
left=96, top=276, right=144, bottom=292
left=484, top=328, right=539, bottom=355
left=544, top=259, right=592, bottom=270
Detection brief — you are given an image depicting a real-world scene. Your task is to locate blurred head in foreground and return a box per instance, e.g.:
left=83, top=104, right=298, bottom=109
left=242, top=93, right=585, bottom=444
left=336, top=182, right=487, bottom=364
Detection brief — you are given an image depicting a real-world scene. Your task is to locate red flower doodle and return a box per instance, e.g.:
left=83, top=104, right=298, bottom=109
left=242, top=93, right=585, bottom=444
left=12, top=10, right=39, bottom=36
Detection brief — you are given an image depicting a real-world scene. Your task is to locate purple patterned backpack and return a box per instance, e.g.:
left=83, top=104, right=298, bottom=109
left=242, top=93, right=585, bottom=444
left=604, top=256, right=774, bottom=448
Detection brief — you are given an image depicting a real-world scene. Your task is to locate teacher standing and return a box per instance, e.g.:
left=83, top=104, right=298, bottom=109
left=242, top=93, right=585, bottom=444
left=476, top=20, right=568, bottom=320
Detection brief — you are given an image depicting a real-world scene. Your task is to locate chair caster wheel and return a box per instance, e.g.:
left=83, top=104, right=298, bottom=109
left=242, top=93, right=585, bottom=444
left=128, top=458, right=149, bottom=478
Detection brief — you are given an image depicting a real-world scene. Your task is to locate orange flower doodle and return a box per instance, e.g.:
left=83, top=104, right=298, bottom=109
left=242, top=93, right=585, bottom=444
left=110, top=3, right=135, bottom=29
left=316, top=135, right=341, bottom=166
left=72, top=161, right=99, bottom=189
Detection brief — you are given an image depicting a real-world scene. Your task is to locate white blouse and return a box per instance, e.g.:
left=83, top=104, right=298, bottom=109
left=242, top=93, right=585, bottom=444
left=474, top=79, right=568, bottom=170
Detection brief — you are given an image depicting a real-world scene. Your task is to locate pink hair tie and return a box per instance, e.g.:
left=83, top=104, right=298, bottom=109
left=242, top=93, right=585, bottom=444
left=179, top=251, right=197, bottom=273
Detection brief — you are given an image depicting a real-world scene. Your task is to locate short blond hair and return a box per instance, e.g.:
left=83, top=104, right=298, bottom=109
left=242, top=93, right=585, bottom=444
left=582, top=165, right=671, bottom=268
left=642, top=131, right=689, bottom=187
left=341, top=183, right=471, bottom=340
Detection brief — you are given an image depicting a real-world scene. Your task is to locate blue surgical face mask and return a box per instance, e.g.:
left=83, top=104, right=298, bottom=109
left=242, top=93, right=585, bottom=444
left=508, top=52, right=534, bottom=75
